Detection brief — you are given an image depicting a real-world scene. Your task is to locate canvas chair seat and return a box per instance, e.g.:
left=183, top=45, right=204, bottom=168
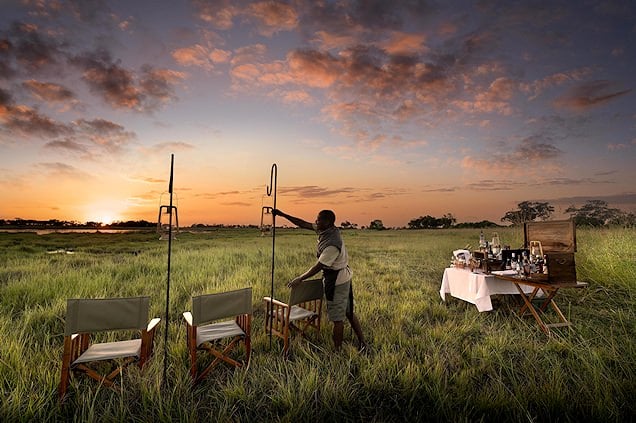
left=263, top=279, right=323, bottom=356
left=196, top=320, right=245, bottom=346
left=184, top=287, right=252, bottom=385
left=58, top=296, right=160, bottom=402
left=275, top=304, right=317, bottom=322
left=73, top=339, right=142, bottom=364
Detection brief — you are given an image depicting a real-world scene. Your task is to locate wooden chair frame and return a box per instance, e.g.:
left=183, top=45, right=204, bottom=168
left=58, top=296, right=160, bottom=402
left=183, top=287, right=252, bottom=384
left=263, top=278, right=323, bottom=356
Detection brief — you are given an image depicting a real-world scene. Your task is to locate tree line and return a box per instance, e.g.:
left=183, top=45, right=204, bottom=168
left=361, top=200, right=636, bottom=230
left=0, top=218, right=156, bottom=228
left=2, top=199, right=634, bottom=230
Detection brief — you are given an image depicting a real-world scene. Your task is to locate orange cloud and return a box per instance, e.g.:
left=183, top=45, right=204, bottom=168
left=172, top=44, right=212, bottom=68
left=246, top=1, right=298, bottom=36
left=553, top=80, right=632, bottom=111
left=192, top=0, right=239, bottom=30
left=311, top=31, right=358, bottom=50
left=379, top=31, right=427, bottom=55
left=456, top=77, right=517, bottom=115
left=288, top=49, right=340, bottom=88
left=22, top=80, right=75, bottom=103
left=462, top=136, right=563, bottom=175
left=520, top=67, right=592, bottom=100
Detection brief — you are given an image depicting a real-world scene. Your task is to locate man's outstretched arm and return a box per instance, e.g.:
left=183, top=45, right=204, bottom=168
left=288, top=261, right=324, bottom=288
left=273, top=209, right=314, bottom=230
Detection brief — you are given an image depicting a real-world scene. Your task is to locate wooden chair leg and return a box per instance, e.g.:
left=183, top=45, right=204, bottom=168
left=58, top=337, right=73, bottom=401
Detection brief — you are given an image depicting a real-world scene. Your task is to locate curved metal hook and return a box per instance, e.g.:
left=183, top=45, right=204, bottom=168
left=266, top=163, right=277, bottom=199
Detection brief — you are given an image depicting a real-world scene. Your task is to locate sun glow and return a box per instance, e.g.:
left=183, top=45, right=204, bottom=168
left=83, top=201, right=126, bottom=225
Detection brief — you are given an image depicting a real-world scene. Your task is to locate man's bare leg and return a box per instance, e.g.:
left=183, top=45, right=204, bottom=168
left=346, top=311, right=366, bottom=351
left=333, top=321, right=344, bottom=351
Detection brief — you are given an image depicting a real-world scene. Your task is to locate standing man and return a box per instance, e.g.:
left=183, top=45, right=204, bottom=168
left=274, top=209, right=367, bottom=353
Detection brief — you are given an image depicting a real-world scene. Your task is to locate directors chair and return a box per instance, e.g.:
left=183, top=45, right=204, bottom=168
left=58, top=296, right=161, bottom=401
left=263, top=279, right=323, bottom=356
left=183, top=287, right=252, bottom=384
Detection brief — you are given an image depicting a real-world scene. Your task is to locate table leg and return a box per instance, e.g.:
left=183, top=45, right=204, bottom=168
left=513, top=283, right=550, bottom=335
left=514, top=283, right=574, bottom=335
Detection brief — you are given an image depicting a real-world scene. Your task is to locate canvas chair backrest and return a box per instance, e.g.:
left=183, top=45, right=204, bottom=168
left=64, top=296, right=149, bottom=336
left=289, top=279, right=323, bottom=307
left=192, top=287, right=252, bottom=326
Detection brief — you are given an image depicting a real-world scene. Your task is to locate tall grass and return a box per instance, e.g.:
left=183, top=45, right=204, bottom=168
left=0, top=227, right=634, bottom=421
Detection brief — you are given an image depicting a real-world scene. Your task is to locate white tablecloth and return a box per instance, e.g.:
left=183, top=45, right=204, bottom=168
left=439, top=267, right=536, bottom=312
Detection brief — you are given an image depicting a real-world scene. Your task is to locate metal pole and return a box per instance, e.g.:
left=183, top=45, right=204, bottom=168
left=266, top=164, right=277, bottom=348
left=162, top=154, right=174, bottom=387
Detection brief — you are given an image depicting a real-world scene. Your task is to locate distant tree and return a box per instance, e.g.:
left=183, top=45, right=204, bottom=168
left=609, top=212, right=636, bottom=228
left=369, top=219, right=385, bottom=230
left=408, top=213, right=457, bottom=229
left=501, top=201, right=554, bottom=226
left=439, top=213, right=457, bottom=228
left=565, top=200, right=622, bottom=227
left=340, top=221, right=358, bottom=229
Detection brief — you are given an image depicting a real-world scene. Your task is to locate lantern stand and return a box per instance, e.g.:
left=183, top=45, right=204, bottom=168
left=265, top=164, right=277, bottom=348
left=157, top=192, right=179, bottom=240
left=260, top=205, right=273, bottom=236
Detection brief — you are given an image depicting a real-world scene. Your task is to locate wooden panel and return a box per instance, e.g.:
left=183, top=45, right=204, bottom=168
left=547, top=253, right=577, bottom=283
left=524, top=220, right=576, bottom=253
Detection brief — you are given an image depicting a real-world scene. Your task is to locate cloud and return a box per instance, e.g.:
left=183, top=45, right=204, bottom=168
left=220, top=201, right=251, bottom=207
left=456, top=77, right=517, bottom=115
left=145, top=141, right=195, bottom=155
left=311, top=31, right=358, bottom=50
left=43, top=138, right=91, bottom=156
left=195, top=190, right=243, bottom=200
left=1, top=86, right=140, bottom=155
left=0, top=39, right=16, bottom=78
left=607, top=143, right=630, bottom=151
left=73, top=118, right=136, bottom=152
left=23, top=0, right=113, bottom=24
left=172, top=45, right=209, bottom=67
left=422, top=187, right=458, bottom=193
left=22, top=80, right=75, bottom=103
left=462, top=135, right=563, bottom=173
left=70, top=48, right=142, bottom=109
left=34, top=162, right=91, bottom=179
left=278, top=185, right=357, bottom=198
left=141, top=177, right=166, bottom=183
left=70, top=48, right=184, bottom=111
left=246, top=1, right=299, bottom=36
left=0, top=88, right=73, bottom=138
left=5, top=21, right=66, bottom=73
left=548, top=192, right=636, bottom=209
left=465, top=179, right=520, bottom=191
left=529, top=177, right=614, bottom=186
left=192, top=0, right=240, bottom=30
left=139, top=66, right=186, bottom=108
left=553, top=80, right=632, bottom=111
left=520, top=68, right=592, bottom=100
left=379, top=31, right=427, bottom=55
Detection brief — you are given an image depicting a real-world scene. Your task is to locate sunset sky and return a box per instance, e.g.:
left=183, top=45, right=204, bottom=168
left=1, top=0, right=634, bottom=227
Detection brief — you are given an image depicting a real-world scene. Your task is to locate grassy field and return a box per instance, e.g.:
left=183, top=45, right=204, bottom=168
left=0, top=227, right=634, bottom=421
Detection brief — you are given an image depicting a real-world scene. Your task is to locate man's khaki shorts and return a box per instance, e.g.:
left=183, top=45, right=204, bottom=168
left=326, top=280, right=351, bottom=322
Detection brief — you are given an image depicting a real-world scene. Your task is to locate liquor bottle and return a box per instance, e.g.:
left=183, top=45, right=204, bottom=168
left=543, top=255, right=549, bottom=275
left=479, top=230, right=486, bottom=251
left=537, top=255, right=544, bottom=274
